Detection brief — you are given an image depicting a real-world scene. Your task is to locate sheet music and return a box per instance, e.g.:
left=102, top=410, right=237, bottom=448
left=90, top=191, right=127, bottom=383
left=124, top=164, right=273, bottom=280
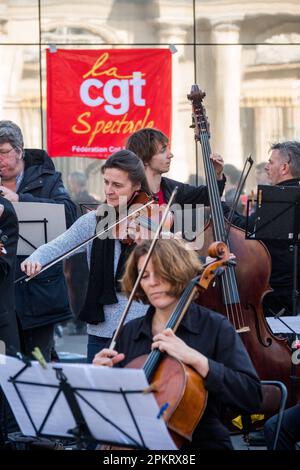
left=0, top=356, right=76, bottom=437
left=267, top=316, right=300, bottom=334
left=12, top=202, right=67, bottom=255
left=0, top=356, right=176, bottom=450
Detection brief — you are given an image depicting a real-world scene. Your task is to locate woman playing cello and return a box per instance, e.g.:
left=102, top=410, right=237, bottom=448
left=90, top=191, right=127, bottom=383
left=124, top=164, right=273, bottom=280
left=93, top=238, right=262, bottom=450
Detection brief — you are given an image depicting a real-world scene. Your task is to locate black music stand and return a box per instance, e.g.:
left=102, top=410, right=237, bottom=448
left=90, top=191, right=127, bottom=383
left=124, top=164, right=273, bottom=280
left=246, top=184, right=300, bottom=316
left=8, top=364, right=146, bottom=449
left=246, top=185, right=300, bottom=404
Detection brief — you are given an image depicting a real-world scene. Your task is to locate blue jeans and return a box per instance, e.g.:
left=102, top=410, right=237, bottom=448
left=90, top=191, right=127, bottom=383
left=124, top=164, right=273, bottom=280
left=264, top=404, right=300, bottom=450
left=87, top=335, right=111, bottom=363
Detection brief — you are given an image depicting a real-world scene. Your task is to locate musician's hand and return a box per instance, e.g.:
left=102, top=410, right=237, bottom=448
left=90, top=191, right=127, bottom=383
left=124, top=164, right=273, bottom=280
left=210, top=153, right=224, bottom=180
left=0, top=186, right=19, bottom=202
left=20, top=260, right=42, bottom=277
left=205, top=252, right=235, bottom=264
left=93, top=348, right=125, bottom=367
left=152, top=328, right=209, bottom=378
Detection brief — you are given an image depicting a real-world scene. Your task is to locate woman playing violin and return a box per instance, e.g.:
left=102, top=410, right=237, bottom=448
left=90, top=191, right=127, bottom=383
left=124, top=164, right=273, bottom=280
left=93, top=239, right=262, bottom=450
left=21, top=150, right=151, bottom=362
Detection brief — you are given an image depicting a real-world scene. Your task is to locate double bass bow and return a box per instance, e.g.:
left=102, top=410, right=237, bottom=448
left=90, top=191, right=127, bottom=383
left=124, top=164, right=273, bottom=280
left=187, top=85, right=300, bottom=405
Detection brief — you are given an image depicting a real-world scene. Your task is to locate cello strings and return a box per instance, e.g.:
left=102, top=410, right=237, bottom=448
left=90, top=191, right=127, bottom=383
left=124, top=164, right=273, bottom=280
left=143, top=283, right=195, bottom=378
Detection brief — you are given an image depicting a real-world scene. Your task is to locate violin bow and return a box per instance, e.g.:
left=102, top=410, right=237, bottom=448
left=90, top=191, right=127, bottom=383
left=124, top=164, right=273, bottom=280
left=224, top=154, right=253, bottom=243
left=15, top=197, right=155, bottom=284
left=109, top=186, right=178, bottom=350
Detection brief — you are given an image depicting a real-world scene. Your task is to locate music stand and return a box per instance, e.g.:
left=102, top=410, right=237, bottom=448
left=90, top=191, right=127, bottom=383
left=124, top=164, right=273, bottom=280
left=246, top=185, right=300, bottom=404
left=79, top=203, right=99, bottom=215
left=246, top=184, right=300, bottom=316
left=0, top=355, right=176, bottom=450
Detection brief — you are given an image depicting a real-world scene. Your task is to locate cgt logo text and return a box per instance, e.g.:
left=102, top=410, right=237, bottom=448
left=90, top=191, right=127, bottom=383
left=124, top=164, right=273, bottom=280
left=80, top=72, right=145, bottom=115
left=72, top=52, right=154, bottom=145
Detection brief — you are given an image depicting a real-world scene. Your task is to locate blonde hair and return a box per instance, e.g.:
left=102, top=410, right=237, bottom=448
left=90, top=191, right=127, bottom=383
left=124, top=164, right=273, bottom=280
left=122, top=239, right=202, bottom=303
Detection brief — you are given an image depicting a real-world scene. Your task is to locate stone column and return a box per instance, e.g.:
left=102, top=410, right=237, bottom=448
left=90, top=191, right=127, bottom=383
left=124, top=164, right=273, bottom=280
left=211, top=23, right=242, bottom=167
left=159, top=26, right=193, bottom=183
left=255, top=105, right=284, bottom=161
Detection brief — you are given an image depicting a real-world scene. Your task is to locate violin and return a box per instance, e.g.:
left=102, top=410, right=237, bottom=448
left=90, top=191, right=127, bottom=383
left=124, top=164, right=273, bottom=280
left=114, top=191, right=174, bottom=245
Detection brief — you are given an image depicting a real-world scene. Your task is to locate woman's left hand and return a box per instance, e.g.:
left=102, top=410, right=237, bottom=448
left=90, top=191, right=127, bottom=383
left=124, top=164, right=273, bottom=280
left=152, top=328, right=209, bottom=378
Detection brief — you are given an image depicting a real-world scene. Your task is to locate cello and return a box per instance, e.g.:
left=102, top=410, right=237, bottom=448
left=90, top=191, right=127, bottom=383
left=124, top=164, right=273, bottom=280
left=187, top=85, right=300, bottom=405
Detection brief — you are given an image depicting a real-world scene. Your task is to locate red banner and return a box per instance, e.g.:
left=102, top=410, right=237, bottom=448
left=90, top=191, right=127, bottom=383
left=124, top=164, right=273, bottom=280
left=46, top=49, right=172, bottom=158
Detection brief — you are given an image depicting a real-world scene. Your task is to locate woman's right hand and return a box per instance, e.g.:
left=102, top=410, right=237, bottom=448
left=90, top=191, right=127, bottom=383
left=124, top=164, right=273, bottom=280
left=93, top=348, right=125, bottom=367
left=20, top=259, right=42, bottom=277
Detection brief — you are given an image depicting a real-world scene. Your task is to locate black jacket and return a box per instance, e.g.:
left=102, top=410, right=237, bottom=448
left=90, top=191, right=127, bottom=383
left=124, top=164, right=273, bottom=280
left=161, top=175, right=226, bottom=207
left=115, top=303, right=262, bottom=450
left=0, top=197, right=20, bottom=352
left=223, top=179, right=300, bottom=314
left=15, top=149, right=77, bottom=329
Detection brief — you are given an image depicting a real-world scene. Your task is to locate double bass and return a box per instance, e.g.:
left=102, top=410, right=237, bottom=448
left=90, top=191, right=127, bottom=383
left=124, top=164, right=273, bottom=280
left=187, top=85, right=300, bottom=405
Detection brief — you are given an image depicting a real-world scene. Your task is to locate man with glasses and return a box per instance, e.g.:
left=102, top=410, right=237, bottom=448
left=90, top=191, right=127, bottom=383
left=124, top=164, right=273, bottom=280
left=224, top=141, right=300, bottom=317
left=0, top=120, right=76, bottom=361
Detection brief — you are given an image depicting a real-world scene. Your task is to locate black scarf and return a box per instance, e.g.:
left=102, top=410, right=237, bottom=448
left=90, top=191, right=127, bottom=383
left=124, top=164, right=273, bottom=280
left=78, top=232, right=135, bottom=325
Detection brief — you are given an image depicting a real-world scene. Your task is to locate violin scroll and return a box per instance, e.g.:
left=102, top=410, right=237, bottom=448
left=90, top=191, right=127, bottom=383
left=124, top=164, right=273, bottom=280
left=117, top=191, right=174, bottom=245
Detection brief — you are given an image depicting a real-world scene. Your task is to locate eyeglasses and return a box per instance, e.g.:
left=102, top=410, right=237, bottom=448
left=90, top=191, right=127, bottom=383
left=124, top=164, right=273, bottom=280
left=0, top=147, right=15, bottom=156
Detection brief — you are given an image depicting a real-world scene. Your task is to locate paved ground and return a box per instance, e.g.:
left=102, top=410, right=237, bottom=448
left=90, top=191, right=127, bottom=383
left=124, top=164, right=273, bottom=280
left=55, top=330, right=87, bottom=362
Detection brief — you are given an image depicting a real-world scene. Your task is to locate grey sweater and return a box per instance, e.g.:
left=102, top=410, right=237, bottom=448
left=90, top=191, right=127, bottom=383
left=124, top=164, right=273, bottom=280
left=25, top=210, right=148, bottom=337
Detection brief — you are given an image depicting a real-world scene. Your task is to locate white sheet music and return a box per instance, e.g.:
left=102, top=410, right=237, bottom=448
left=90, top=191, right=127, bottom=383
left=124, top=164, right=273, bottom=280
left=12, top=202, right=67, bottom=256
left=267, top=316, right=300, bottom=334
left=0, top=356, right=176, bottom=450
